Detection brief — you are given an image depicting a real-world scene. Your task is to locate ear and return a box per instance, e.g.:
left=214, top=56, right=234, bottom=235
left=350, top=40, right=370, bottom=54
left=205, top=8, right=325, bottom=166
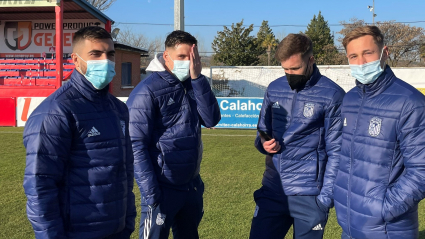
left=163, top=50, right=173, bottom=71
left=71, top=53, right=79, bottom=68
left=162, top=51, right=168, bottom=61
left=383, top=46, right=389, bottom=61
left=163, top=51, right=171, bottom=64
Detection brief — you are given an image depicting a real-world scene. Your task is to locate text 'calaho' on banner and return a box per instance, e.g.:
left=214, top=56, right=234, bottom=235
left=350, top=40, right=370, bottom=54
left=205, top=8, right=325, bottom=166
left=215, top=97, right=262, bottom=129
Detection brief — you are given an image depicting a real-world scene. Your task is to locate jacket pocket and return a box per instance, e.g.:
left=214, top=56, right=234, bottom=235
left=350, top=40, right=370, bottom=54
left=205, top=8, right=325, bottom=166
left=316, top=150, right=320, bottom=181
left=64, top=163, right=71, bottom=232
left=315, top=128, right=324, bottom=182
left=156, top=142, right=166, bottom=175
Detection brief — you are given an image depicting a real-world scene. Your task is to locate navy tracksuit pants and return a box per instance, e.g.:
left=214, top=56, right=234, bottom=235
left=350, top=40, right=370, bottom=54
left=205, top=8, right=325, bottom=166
left=139, top=176, right=204, bottom=239
left=250, top=186, right=329, bottom=239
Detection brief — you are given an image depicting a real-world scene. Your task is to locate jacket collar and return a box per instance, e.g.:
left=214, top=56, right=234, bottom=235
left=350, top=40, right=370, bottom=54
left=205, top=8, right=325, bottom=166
left=146, top=53, right=183, bottom=85
left=146, top=53, right=166, bottom=72
left=356, top=65, right=396, bottom=97
left=157, top=70, right=181, bottom=85
left=69, top=70, right=109, bottom=102
left=294, top=63, right=321, bottom=92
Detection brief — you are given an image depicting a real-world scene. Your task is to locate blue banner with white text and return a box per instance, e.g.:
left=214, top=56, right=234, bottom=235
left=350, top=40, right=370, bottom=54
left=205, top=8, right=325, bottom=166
left=215, top=97, right=263, bottom=129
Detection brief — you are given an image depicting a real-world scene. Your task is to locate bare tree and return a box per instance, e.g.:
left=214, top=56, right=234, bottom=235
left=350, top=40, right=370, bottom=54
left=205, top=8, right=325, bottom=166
left=113, top=27, right=165, bottom=67
left=115, top=28, right=149, bottom=49
left=338, top=18, right=425, bottom=67
left=86, top=0, right=117, bottom=12
left=275, top=30, right=286, bottom=42
left=194, top=34, right=211, bottom=67
left=337, top=18, right=366, bottom=44
left=420, top=45, right=425, bottom=61
left=315, top=44, right=347, bottom=65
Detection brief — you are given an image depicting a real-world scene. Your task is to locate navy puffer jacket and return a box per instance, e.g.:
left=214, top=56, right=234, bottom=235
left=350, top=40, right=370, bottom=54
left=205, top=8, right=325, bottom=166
left=127, top=54, right=220, bottom=206
left=23, top=70, right=136, bottom=239
left=334, top=66, right=425, bottom=239
left=255, top=64, right=345, bottom=208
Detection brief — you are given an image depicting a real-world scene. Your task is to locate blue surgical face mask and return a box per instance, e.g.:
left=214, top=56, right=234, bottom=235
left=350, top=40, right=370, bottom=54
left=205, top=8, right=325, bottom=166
left=77, top=53, right=116, bottom=90
left=168, top=53, right=190, bottom=81
left=349, top=48, right=385, bottom=85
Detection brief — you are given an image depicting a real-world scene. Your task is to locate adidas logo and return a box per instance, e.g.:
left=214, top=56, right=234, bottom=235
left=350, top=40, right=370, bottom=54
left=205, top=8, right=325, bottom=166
left=344, top=118, right=347, bottom=127
left=167, top=98, right=175, bottom=106
left=272, top=102, right=280, bottom=109
left=88, top=127, right=101, bottom=137
left=312, top=223, right=323, bottom=231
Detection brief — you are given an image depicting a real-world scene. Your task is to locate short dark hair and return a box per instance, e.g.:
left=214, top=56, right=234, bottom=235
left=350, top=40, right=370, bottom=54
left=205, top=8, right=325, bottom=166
left=342, top=26, right=384, bottom=50
left=275, top=33, right=313, bottom=62
left=72, top=26, right=112, bottom=50
left=165, top=30, right=197, bottom=49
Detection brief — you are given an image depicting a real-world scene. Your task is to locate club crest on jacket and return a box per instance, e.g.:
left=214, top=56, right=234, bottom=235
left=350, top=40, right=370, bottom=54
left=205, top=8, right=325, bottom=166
left=156, top=213, right=166, bottom=225
left=303, top=103, right=315, bottom=118
left=369, top=117, right=382, bottom=137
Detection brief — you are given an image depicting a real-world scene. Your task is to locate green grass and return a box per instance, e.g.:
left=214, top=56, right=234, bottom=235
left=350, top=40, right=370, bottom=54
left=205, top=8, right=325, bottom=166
left=1, top=127, right=425, bottom=238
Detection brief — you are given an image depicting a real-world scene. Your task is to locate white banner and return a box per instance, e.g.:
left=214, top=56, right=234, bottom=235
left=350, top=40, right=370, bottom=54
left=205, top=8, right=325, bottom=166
left=17, top=97, right=46, bottom=127
left=0, top=0, right=60, bottom=7
left=0, top=19, right=105, bottom=57
left=117, top=97, right=128, bottom=103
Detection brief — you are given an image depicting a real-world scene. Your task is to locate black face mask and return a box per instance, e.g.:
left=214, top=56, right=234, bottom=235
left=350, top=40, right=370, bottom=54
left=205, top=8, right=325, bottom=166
left=286, top=60, right=311, bottom=91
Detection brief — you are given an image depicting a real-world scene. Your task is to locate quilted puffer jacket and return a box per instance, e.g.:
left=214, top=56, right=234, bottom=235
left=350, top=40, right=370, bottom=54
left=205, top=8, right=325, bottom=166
left=23, top=70, right=136, bottom=239
left=334, top=66, right=425, bottom=239
left=256, top=64, right=345, bottom=208
left=127, top=53, right=220, bottom=206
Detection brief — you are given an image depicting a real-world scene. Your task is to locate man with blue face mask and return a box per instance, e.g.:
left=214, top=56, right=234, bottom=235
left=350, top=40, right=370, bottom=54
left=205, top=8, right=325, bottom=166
left=127, top=30, right=221, bottom=239
left=23, top=26, right=136, bottom=239
left=334, top=26, right=425, bottom=239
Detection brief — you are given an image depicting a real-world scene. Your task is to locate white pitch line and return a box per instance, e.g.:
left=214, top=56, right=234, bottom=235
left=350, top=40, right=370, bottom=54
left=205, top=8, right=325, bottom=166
left=0, top=131, right=23, bottom=134
left=202, top=134, right=256, bottom=137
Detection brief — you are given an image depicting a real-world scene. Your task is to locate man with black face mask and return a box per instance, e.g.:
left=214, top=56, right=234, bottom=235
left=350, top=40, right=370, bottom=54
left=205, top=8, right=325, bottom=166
left=249, top=33, right=345, bottom=239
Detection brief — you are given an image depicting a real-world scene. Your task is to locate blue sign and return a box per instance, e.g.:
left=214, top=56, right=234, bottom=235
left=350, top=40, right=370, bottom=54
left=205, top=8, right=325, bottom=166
left=216, top=97, right=263, bottom=129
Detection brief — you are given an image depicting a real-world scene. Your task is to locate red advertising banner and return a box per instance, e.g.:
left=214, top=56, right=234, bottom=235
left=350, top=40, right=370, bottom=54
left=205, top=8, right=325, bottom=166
left=0, top=97, right=16, bottom=126
left=0, top=19, right=104, bottom=57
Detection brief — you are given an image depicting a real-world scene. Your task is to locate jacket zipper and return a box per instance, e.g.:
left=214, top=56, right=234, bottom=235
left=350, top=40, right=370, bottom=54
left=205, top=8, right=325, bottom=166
left=348, top=86, right=366, bottom=236
left=104, top=99, right=123, bottom=234
left=277, top=91, right=298, bottom=183
left=180, top=82, right=198, bottom=181
left=65, top=164, right=71, bottom=232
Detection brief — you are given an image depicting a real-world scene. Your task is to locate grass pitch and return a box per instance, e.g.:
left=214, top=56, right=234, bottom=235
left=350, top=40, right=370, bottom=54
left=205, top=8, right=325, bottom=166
left=1, top=127, right=424, bottom=238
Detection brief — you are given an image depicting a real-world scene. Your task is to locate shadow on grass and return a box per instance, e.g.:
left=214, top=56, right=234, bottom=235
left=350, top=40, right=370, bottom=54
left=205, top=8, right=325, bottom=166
left=420, top=230, right=425, bottom=239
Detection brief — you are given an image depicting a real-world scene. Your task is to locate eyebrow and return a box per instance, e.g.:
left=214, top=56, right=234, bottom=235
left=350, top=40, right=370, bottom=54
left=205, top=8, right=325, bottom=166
left=348, top=49, right=374, bottom=58
left=88, top=50, right=115, bottom=54
left=283, top=65, right=302, bottom=70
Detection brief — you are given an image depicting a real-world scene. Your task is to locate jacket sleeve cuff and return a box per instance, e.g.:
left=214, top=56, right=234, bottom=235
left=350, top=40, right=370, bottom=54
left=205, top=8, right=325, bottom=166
left=190, top=75, right=211, bottom=93
left=317, top=194, right=333, bottom=209
left=191, top=73, right=203, bottom=81
left=145, top=189, right=162, bottom=206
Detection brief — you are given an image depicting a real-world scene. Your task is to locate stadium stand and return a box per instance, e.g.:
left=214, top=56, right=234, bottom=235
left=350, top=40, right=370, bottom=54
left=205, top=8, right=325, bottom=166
left=0, top=57, right=74, bottom=86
